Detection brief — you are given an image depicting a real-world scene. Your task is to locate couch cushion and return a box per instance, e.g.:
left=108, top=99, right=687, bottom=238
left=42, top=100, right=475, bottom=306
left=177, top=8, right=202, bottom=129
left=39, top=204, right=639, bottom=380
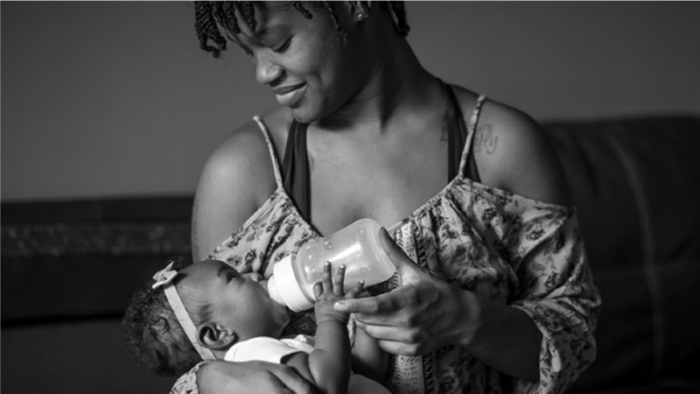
left=1, top=197, right=194, bottom=394
left=543, top=116, right=700, bottom=391
left=2, top=320, right=176, bottom=394
left=1, top=196, right=193, bottom=323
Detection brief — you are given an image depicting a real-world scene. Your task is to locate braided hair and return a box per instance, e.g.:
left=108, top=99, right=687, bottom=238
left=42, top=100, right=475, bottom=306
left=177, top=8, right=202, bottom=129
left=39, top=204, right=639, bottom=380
left=194, top=1, right=410, bottom=59
left=122, top=257, right=211, bottom=376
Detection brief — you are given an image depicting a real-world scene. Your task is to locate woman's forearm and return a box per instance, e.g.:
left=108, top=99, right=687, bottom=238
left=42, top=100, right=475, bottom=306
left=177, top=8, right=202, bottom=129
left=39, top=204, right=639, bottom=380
left=196, top=360, right=316, bottom=394
left=462, top=294, right=542, bottom=381
left=352, top=327, right=388, bottom=382
left=196, top=361, right=233, bottom=394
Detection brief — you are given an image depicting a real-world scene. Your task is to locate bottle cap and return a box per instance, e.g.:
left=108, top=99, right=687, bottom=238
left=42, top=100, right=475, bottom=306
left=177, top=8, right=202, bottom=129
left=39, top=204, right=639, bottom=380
left=269, top=255, right=314, bottom=312
left=266, top=274, right=285, bottom=307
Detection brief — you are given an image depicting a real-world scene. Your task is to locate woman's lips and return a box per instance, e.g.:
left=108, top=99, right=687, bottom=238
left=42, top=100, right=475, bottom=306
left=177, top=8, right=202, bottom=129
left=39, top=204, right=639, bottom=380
left=274, top=83, right=307, bottom=107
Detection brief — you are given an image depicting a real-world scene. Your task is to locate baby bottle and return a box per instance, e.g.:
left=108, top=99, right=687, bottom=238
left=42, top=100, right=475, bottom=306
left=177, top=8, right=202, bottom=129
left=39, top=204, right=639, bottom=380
left=267, top=218, right=396, bottom=312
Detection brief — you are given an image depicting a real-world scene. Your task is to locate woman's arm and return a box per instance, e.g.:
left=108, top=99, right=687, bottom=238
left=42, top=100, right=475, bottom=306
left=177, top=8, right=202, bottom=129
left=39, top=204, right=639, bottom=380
left=196, top=361, right=316, bottom=394
left=186, top=122, right=308, bottom=394
left=336, top=231, right=542, bottom=380
left=336, top=102, right=595, bottom=382
left=351, top=325, right=389, bottom=383
left=470, top=101, right=572, bottom=208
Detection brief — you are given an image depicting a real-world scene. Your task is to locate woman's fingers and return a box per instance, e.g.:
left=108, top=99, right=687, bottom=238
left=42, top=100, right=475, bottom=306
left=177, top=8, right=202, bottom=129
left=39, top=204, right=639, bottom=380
left=334, top=288, right=403, bottom=315
left=355, top=320, right=415, bottom=341
left=353, top=323, right=427, bottom=356
left=376, top=339, right=424, bottom=357
left=379, top=228, right=427, bottom=286
left=268, top=364, right=317, bottom=394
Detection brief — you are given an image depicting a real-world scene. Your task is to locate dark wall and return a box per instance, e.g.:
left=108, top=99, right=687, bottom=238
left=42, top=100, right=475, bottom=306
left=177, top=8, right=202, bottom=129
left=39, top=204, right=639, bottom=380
left=2, top=2, right=700, bottom=200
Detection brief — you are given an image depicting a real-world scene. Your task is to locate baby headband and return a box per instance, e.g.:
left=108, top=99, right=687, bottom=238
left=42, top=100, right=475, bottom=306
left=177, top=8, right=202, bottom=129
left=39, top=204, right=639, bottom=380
left=152, top=261, right=216, bottom=361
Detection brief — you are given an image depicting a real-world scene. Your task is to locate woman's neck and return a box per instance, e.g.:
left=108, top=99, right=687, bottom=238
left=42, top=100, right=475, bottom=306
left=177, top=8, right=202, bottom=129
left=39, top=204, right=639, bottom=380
left=317, top=30, right=442, bottom=133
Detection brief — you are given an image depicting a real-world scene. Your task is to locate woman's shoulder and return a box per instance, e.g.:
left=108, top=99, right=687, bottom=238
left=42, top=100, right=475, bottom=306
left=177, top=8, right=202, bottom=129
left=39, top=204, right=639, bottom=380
left=198, top=106, right=295, bottom=199
left=203, top=118, right=275, bottom=184
left=448, top=84, right=537, bottom=131
left=204, top=106, right=290, bottom=172
left=192, top=113, right=287, bottom=259
left=449, top=84, right=572, bottom=206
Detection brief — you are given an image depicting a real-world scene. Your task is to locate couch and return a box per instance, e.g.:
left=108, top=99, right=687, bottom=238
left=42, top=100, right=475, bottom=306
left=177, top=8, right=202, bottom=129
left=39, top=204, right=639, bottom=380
left=2, top=115, right=699, bottom=394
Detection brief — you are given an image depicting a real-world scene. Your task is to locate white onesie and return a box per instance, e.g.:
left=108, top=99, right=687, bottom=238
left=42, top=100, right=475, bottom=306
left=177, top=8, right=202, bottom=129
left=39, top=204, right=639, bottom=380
left=225, top=334, right=390, bottom=394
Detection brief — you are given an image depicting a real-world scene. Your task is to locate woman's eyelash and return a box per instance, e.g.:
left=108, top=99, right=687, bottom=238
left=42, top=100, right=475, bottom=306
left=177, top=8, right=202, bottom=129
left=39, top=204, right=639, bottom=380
left=272, top=37, right=292, bottom=53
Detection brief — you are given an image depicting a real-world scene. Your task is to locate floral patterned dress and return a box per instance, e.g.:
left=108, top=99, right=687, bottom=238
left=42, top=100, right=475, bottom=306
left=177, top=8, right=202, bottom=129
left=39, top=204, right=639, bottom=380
left=171, top=99, right=600, bottom=394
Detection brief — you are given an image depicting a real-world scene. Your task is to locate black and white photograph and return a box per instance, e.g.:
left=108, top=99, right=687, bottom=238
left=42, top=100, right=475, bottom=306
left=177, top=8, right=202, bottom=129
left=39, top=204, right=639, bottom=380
left=2, top=2, right=699, bottom=394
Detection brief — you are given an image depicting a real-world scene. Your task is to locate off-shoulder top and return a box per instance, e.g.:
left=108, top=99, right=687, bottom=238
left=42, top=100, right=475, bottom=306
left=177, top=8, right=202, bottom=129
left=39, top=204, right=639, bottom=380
left=171, top=84, right=600, bottom=394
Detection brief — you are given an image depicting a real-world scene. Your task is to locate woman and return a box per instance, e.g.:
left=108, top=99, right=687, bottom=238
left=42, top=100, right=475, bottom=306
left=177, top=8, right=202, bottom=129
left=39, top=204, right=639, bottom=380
left=174, top=2, right=600, bottom=393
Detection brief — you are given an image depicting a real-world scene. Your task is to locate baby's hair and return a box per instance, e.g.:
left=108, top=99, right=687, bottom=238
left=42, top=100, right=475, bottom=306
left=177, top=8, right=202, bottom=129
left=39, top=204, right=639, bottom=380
left=123, top=256, right=212, bottom=376
left=194, top=1, right=410, bottom=59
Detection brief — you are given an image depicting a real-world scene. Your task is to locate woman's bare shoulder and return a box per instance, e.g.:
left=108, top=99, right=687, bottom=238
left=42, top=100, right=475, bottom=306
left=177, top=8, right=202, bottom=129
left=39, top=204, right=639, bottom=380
left=192, top=118, right=280, bottom=258
left=450, top=85, right=571, bottom=206
left=201, top=119, right=277, bottom=194
left=199, top=106, right=292, bottom=209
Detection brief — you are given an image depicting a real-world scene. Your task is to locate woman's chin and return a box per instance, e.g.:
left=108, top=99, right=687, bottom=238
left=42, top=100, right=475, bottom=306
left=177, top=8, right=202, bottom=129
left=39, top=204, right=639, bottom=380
left=287, top=100, right=327, bottom=124
left=289, top=109, right=316, bottom=124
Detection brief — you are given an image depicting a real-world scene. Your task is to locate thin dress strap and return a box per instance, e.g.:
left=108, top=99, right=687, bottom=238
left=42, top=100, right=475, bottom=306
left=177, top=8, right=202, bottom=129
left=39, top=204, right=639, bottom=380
left=443, top=82, right=467, bottom=182
left=253, top=116, right=284, bottom=188
left=458, top=95, right=487, bottom=176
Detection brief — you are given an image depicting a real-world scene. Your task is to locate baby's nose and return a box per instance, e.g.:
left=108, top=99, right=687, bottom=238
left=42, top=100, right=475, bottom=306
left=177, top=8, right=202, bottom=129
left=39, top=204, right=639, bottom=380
left=244, top=272, right=262, bottom=282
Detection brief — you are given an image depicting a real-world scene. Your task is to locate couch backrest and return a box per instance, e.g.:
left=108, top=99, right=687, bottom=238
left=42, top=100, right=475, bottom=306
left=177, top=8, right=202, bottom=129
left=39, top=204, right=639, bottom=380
left=542, top=115, right=700, bottom=391
left=1, top=197, right=193, bottom=394
left=2, top=197, right=194, bottom=324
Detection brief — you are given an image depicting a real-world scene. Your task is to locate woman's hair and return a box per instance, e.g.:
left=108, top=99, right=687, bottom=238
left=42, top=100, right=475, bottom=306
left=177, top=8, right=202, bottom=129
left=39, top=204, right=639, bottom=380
left=194, top=1, right=410, bottom=58
left=122, top=257, right=211, bottom=376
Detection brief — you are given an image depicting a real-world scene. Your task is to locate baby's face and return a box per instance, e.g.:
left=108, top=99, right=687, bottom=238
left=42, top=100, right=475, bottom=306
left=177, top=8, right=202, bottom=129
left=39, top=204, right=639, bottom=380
left=179, top=260, right=290, bottom=340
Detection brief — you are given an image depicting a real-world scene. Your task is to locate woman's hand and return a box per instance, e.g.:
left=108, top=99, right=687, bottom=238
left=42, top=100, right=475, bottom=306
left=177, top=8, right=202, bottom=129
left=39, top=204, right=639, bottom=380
left=333, top=229, right=482, bottom=357
left=197, top=360, right=316, bottom=394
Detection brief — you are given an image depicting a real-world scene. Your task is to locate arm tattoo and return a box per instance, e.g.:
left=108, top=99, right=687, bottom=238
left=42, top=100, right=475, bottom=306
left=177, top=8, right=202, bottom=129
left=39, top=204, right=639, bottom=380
left=473, top=124, right=498, bottom=155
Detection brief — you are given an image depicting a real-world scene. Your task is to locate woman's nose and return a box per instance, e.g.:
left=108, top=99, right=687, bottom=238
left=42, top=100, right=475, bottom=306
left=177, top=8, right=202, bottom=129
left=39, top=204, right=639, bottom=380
left=255, top=53, right=283, bottom=86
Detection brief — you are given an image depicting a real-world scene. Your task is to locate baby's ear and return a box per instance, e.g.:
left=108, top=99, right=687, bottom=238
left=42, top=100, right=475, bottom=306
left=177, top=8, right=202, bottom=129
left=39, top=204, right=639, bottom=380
left=196, top=323, right=238, bottom=350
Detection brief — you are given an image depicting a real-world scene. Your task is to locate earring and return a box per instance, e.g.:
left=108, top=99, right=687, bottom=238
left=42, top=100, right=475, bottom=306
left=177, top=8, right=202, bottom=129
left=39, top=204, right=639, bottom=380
left=355, top=0, right=369, bottom=21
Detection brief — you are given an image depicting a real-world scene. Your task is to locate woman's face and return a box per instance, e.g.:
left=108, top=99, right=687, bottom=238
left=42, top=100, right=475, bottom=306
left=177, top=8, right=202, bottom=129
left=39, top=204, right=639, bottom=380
left=231, top=3, right=371, bottom=123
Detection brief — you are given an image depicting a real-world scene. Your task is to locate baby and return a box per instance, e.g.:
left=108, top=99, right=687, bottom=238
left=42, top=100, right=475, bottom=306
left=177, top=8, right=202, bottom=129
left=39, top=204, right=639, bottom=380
left=123, top=257, right=389, bottom=394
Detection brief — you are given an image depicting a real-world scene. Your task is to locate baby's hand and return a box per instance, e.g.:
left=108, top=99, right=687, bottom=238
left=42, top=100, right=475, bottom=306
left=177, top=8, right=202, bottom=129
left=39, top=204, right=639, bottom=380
left=313, top=262, right=364, bottom=325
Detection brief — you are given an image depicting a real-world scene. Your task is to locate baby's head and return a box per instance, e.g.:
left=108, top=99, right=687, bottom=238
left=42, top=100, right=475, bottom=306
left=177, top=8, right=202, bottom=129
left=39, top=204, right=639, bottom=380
left=123, top=258, right=290, bottom=375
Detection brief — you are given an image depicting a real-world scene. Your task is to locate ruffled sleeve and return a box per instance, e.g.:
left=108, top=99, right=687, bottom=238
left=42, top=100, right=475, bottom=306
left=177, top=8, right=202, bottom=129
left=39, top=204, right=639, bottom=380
left=505, top=206, right=601, bottom=394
